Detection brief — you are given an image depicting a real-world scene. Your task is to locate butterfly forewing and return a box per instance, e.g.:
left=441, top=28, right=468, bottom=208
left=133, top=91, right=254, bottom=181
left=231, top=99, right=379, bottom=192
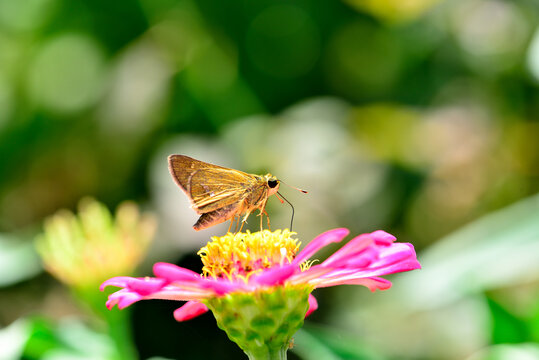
left=168, top=155, right=257, bottom=214
left=188, top=168, right=255, bottom=212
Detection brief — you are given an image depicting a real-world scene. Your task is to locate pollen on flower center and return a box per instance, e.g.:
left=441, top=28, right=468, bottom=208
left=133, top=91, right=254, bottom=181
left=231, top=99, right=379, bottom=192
left=197, top=229, right=300, bottom=280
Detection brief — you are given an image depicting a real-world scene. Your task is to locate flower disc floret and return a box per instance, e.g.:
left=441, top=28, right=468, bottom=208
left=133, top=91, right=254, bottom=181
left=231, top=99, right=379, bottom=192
left=198, top=229, right=300, bottom=281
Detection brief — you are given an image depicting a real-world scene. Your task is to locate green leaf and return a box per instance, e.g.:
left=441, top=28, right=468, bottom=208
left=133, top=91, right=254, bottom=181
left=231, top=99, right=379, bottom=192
left=23, top=317, right=64, bottom=359
left=487, top=297, right=529, bottom=344
left=529, top=301, right=539, bottom=343
left=18, top=317, right=117, bottom=360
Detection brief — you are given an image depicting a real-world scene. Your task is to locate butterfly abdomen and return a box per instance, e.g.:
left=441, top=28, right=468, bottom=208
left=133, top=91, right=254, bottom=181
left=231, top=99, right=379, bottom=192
left=193, top=203, right=241, bottom=230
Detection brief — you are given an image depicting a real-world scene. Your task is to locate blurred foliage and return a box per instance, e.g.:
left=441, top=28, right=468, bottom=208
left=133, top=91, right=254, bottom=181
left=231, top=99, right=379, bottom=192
left=0, top=0, right=539, bottom=358
left=292, top=325, right=383, bottom=360
left=0, top=317, right=118, bottom=360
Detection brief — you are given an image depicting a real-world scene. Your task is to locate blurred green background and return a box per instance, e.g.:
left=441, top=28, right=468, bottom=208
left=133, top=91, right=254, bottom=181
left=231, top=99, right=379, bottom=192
left=1, top=0, right=539, bottom=359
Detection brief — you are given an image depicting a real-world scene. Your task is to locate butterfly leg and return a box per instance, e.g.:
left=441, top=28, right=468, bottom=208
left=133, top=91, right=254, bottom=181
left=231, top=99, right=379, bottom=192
left=235, top=215, right=242, bottom=233
left=228, top=217, right=235, bottom=234
left=238, top=211, right=251, bottom=232
left=256, top=198, right=269, bottom=231
left=265, top=209, right=271, bottom=230
left=257, top=209, right=270, bottom=231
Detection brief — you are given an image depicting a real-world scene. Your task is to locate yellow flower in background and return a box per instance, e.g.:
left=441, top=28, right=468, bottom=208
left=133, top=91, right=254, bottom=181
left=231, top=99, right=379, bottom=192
left=36, top=197, right=156, bottom=291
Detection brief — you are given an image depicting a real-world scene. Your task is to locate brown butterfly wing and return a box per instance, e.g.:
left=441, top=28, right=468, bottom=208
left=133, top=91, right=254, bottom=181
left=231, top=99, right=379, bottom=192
left=168, top=155, right=258, bottom=214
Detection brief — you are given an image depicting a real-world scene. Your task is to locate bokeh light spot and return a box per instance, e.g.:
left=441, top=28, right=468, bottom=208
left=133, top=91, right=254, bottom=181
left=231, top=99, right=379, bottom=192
left=527, top=27, right=539, bottom=83
left=98, top=38, right=173, bottom=136
left=451, top=0, right=529, bottom=73
left=27, top=33, right=107, bottom=114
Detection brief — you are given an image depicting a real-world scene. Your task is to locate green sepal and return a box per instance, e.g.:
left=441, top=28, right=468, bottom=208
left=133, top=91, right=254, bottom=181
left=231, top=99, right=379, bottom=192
left=204, top=285, right=312, bottom=360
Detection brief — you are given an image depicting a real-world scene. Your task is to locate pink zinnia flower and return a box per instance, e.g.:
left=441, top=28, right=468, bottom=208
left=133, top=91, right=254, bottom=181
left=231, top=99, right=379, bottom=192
left=102, top=228, right=420, bottom=359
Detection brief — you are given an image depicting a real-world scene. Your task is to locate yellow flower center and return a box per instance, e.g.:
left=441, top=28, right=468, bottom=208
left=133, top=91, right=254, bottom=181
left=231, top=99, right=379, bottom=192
left=197, top=229, right=300, bottom=281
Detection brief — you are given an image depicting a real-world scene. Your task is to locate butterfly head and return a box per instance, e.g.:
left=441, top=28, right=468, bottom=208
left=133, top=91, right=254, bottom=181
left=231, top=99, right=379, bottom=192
left=264, top=174, right=280, bottom=196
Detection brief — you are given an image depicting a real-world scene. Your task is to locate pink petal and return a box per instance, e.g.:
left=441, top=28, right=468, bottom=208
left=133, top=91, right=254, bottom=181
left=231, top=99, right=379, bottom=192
left=337, top=244, right=420, bottom=277
left=200, top=278, right=244, bottom=295
left=100, top=276, right=135, bottom=291
left=312, top=254, right=421, bottom=282
left=174, top=301, right=209, bottom=321
left=321, top=234, right=419, bottom=274
left=368, top=257, right=422, bottom=275
left=250, top=264, right=297, bottom=286
left=127, top=277, right=167, bottom=295
left=305, top=294, right=318, bottom=317
left=294, top=228, right=349, bottom=265
left=106, top=289, right=142, bottom=309
left=321, top=230, right=397, bottom=268
left=315, top=276, right=392, bottom=291
left=321, top=233, right=374, bottom=268
left=328, top=244, right=407, bottom=271
left=368, top=243, right=420, bottom=270
left=369, top=230, right=396, bottom=245
left=153, top=262, right=201, bottom=282
left=340, top=256, right=372, bottom=268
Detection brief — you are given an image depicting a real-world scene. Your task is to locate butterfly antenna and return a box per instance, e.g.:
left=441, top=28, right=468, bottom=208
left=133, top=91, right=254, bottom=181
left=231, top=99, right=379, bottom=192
left=280, top=180, right=308, bottom=194
left=276, top=191, right=295, bottom=231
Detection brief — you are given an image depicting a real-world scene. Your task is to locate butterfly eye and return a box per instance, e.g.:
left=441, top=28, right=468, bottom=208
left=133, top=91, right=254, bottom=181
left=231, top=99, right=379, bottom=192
left=268, top=179, right=278, bottom=188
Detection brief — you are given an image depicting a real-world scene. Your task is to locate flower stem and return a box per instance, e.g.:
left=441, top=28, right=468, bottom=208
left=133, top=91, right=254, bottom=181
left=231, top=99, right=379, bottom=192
left=106, top=309, right=138, bottom=360
left=76, top=287, right=138, bottom=360
left=244, top=345, right=288, bottom=360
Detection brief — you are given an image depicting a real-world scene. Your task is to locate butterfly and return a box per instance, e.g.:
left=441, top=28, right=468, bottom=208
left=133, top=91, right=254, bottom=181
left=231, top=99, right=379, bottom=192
left=168, top=155, right=305, bottom=232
